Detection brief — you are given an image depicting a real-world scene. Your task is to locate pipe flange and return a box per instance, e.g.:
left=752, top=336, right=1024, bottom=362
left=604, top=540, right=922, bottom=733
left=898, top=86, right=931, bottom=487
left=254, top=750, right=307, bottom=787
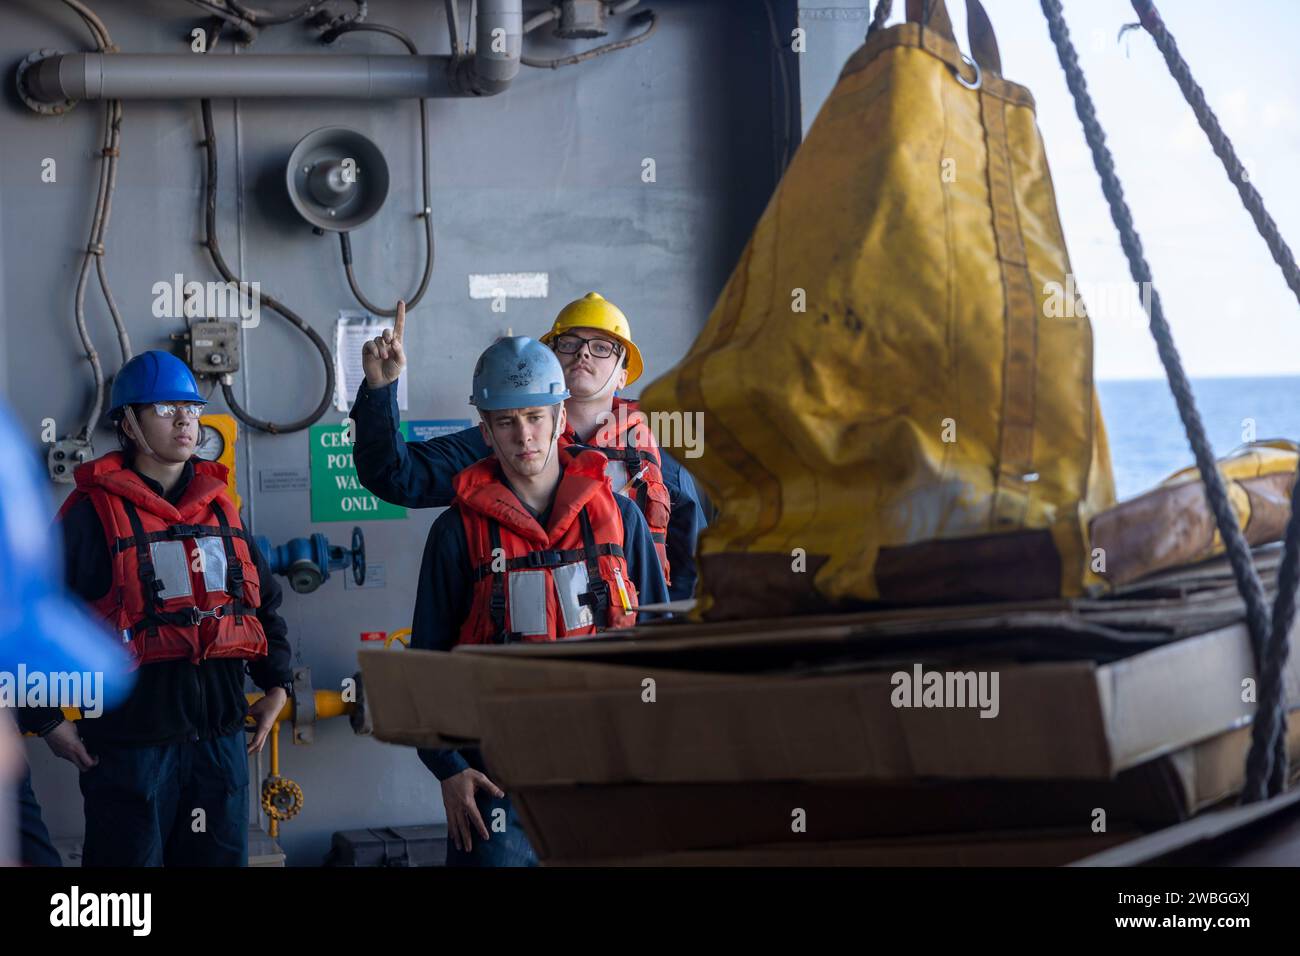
left=16, top=50, right=77, bottom=116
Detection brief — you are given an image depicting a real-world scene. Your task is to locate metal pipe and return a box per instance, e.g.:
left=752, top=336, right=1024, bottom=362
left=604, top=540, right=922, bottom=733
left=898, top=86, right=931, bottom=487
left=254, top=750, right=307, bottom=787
left=244, top=689, right=352, bottom=723
left=24, top=0, right=523, bottom=102
left=452, top=0, right=523, bottom=95
left=37, top=689, right=352, bottom=735
left=268, top=718, right=280, bottom=839
left=28, top=53, right=457, bottom=100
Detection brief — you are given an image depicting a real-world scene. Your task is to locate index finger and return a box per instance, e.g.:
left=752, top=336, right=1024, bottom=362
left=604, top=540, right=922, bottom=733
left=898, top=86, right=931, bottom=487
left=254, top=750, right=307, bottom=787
left=393, top=299, right=406, bottom=341
left=466, top=801, right=490, bottom=842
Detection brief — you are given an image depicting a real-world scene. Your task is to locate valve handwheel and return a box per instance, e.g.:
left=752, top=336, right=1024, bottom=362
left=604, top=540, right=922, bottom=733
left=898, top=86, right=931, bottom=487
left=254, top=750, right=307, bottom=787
left=351, top=525, right=366, bottom=586
left=261, top=775, right=305, bottom=821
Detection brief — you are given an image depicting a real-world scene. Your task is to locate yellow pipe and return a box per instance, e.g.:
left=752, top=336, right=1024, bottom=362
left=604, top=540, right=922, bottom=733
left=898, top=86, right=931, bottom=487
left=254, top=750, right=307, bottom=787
left=34, top=690, right=355, bottom=845
left=42, top=689, right=353, bottom=729
left=314, top=690, right=352, bottom=721
left=268, top=719, right=280, bottom=839
left=243, top=689, right=354, bottom=722
left=241, top=690, right=354, bottom=839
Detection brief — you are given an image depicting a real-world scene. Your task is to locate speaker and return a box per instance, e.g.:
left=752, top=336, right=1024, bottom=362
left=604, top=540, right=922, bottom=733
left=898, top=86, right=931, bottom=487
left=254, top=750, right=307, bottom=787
left=285, top=127, right=390, bottom=232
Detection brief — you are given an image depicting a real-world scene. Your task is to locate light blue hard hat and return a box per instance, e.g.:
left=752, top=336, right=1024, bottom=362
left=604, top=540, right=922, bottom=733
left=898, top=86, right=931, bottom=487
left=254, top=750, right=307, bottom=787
left=470, top=336, right=571, bottom=411
left=0, top=404, right=134, bottom=708
left=109, top=350, right=206, bottom=419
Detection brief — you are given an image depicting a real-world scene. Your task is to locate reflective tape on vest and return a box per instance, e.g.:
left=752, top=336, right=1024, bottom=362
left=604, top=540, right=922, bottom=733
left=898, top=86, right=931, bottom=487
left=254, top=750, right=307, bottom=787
left=553, top=561, right=595, bottom=632
left=604, top=458, right=631, bottom=496
left=508, top=570, right=550, bottom=638
left=197, top=536, right=228, bottom=593
left=149, top=540, right=193, bottom=601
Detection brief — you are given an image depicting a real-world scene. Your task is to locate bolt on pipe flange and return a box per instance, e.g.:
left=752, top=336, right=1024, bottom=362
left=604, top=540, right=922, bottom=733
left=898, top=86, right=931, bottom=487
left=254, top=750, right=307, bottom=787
left=16, top=50, right=78, bottom=116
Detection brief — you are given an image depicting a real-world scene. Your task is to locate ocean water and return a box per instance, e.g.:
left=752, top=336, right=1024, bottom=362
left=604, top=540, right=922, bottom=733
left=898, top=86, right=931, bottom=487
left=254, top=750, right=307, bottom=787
left=1097, top=377, right=1300, bottom=501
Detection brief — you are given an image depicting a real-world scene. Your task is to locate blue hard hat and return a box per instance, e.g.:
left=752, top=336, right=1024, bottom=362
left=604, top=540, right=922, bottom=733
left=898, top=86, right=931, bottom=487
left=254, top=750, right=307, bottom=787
left=0, top=405, right=134, bottom=709
left=109, top=350, right=206, bottom=419
left=470, top=336, right=571, bottom=411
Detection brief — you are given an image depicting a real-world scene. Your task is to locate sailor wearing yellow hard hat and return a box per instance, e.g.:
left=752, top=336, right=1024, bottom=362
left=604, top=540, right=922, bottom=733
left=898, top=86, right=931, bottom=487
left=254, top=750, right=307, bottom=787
left=540, top=291, right=644, bottom=386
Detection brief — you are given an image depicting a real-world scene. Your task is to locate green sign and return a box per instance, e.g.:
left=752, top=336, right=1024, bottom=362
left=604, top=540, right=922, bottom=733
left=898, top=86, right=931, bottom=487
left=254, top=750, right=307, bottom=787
left=309, top=424, right=406, bottom=522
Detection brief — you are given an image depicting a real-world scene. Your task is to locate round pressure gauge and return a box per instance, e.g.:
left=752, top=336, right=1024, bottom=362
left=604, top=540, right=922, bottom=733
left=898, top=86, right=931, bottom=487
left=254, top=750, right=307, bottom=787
left=194, top=422, right=226, bottom=461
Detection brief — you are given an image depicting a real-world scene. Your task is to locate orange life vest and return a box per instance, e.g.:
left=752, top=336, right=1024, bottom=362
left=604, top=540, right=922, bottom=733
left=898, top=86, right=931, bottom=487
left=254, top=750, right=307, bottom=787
left=453, top=449, right=638, bottom=645
left=564, top=396, right=671, bottom=585
left=57, top=452, right=267, bottom=669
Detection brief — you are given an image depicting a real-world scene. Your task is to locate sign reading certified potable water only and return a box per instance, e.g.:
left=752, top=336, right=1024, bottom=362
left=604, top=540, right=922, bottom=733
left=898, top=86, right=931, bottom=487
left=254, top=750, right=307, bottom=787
left=309, top=423, right=406, bottom=522
left=308, top=419, right=473, bottom=522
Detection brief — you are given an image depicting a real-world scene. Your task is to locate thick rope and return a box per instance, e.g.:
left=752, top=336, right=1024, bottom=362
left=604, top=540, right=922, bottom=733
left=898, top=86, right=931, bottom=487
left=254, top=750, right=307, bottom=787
left=1131, top=0, right=1299, bottom=798
left=1038, top=0, right=1282, bottom=801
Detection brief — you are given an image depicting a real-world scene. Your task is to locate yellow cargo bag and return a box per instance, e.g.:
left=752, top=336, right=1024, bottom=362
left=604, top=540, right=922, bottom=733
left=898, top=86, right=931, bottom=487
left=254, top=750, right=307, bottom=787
left=642, top=0, right=1116, bottom=619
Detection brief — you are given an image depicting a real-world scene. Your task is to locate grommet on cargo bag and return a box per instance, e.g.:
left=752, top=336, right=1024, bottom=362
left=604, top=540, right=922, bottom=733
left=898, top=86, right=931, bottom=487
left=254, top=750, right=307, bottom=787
left=951, top=52, right=981, bottom=89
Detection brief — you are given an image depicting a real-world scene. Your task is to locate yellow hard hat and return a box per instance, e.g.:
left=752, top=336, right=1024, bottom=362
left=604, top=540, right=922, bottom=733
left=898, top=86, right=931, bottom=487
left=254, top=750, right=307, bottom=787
left=541, top=292, right=644, bottom=386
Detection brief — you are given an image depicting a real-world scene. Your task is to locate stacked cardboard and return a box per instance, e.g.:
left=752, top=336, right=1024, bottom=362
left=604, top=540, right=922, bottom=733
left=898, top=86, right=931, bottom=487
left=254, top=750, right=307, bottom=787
left=360, top=546, right=1300, bottom=866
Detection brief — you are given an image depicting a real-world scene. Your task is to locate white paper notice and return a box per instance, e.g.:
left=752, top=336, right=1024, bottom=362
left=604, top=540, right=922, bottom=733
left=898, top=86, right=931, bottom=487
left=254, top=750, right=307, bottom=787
left=335, top=311, right=408, bottom=412
left=467, top=272, right=549, bottom=300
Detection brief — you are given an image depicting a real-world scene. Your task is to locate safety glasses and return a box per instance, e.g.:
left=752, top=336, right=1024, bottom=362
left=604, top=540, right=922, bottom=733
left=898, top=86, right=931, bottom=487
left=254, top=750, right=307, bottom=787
left=552, top=333, right=622, bottom=360
left=149, top=402, right=205, bottom=420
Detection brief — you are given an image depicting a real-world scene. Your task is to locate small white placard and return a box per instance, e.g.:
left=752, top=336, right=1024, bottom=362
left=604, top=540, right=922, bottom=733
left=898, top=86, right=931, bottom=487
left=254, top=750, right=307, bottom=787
left=258, top=468, right=309, bottom=493
left=344, top=561, right=386, bottom=591
left=335, top=311, right=407, bottom=412
left=467, top=272, right=549, bottom=300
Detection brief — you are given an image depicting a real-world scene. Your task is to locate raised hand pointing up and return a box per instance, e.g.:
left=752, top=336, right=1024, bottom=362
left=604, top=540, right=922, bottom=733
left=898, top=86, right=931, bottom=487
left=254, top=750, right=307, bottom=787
left=361, top=299, right=407, bottom=389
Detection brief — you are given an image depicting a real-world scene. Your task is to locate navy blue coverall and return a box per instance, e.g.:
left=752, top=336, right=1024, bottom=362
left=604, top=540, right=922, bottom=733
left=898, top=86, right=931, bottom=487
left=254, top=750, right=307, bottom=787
left=411, top=457, right=668, bottom=866
left=17, top=458, right=294, bottom=867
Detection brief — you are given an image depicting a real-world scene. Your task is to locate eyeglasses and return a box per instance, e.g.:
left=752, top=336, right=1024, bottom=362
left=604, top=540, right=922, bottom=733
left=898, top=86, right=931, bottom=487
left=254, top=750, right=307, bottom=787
left=552, top=333, right=622, bottom=360
left=149, top=402, right=205, bottom=420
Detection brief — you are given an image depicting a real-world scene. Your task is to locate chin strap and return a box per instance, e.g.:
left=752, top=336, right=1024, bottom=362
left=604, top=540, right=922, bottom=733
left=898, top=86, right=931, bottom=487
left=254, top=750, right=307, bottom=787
left=122, top=406, right=158, bottom=460
left=540, top=405, right=563, bottom=471
left=595, top=357, right=623, bottom=398
left=568, top=346, right=625, bottom=406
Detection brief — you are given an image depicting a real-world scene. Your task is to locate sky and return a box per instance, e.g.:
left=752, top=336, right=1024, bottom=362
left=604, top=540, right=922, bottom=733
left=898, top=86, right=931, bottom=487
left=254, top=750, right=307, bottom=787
left=804, top=0, right=1300, bottom=380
